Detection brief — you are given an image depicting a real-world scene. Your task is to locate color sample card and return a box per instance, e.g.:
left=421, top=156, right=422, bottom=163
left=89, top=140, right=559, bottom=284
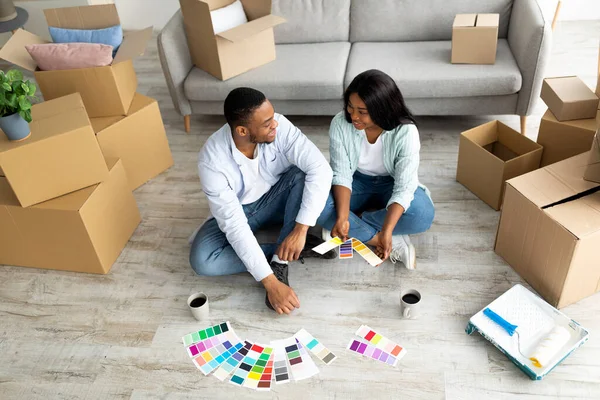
left=273, top=336, right=319, bottom=382
left=270, top=339, right=291, bottom=384
left=212, top=340, right=253, bottom=381
left=182, top=321, right=231, bottom=346
left=347, top=339, right=401, bottom=367
left=191, top=330, right=244, bottom=375
left=339, top=239, right=353, bottom=259
left=257, top=356, right=274, bottom=391
left=352, top=238, right=383, bottom=266
left=228, top=343, right=272, bottom=388
left=312, top=237, right=343, bottom=255
left=242, top=344, right=273, bottom=390
left=294, top=328, right=337, bottom=365
left=355, top=325, right=407, bottom=361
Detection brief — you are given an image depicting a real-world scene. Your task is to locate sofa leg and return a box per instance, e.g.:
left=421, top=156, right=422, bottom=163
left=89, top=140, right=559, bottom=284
left=552, top=1, right=561, bottom=31
left=520, top=116, right=527, bottom=135
left=184, top=115, right=191, bottom=134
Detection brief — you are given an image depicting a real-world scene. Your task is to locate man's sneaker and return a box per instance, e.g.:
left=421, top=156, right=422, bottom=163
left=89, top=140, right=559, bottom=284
left=265, top=260, right=289, bottom=311
left=390, top=235, right=416, bottom=270
left=299, top=233, right=336, bottom=260
left=322, top=228, right=333, bottom=241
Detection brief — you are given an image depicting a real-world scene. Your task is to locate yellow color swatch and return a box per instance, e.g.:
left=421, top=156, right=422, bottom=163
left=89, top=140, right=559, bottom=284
left=247, top=372, right=261, bottom=380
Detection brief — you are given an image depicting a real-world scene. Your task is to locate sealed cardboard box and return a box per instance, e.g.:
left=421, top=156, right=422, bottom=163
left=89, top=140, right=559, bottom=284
left=0, top=93, right=108, bottom=208
left=537, top=108, right=599, bottom=167
left=179, top=0, right=286, bottom=80
left=495, top=153, right=600, bottom=308
left=541, top=76, right=599, bottom=121
left=0, top=158, right=141, bottom=274
left=0, top=4, right=152, bottom=118
left=90, top=93, right=174, bottom=190
left=456, top=120, right=543, bottom=210
left=584, top=130, right=600, bottom=183
left=451, top=13, right=499, bottom=64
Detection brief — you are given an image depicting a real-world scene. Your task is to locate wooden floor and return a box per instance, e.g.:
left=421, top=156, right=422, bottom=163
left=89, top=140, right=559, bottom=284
left=1, top=20, right=600, bottom=400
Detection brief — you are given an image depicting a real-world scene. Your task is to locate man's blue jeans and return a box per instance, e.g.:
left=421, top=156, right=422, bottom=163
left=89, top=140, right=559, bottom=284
left=190, top=167, right=305, bottom=276
left=316, top=171, right=435, bottom=243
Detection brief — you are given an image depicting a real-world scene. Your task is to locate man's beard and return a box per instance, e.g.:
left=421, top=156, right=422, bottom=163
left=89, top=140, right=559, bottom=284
left=249, top=132, right=274, bottom=144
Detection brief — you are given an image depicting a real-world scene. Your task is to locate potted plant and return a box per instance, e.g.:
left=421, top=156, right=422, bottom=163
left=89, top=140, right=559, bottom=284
left=0, top=69, right=37, bottom=141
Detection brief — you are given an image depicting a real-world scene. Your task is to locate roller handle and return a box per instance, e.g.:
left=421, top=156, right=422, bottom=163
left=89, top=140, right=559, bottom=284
left=484, top=308, right=518, bottom=337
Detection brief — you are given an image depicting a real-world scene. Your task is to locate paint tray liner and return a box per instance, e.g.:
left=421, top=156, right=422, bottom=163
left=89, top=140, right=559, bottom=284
left=466, top=284, right=589, bottom=380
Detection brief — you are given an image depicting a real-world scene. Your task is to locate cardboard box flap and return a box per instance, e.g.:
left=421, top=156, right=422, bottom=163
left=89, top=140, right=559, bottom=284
left=545, top=76, right=599, bottom=103
left=453, top=14, right=476, bottom=27
left=508, top=153, right=599, bottom=207
left=542, top=108, right=600, bottom=129
left=0, top=29, right=47, bottom=71
left=498, top=122, right=542, bottom=156
left=44, top=4, right=120, bottom=29
left=113, top=27, right=153, bottom=64
left=545, top=191, right=600, bottom=238
left=30, top=93, right=85, bottom=121
left=476, top=13, right=499, bottom=27
left=217, top=14, right=285, bottom=42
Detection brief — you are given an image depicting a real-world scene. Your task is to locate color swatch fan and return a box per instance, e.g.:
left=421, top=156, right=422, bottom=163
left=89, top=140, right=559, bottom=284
left=312, top=237, right=383, bottom=266
left=347, top=325, right=407, bottom=367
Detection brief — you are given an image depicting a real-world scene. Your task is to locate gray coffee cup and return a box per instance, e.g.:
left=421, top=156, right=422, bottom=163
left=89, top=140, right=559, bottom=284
left=400, top=289, right=421, bottom=319
left=187, top=292, right=209, bottom=321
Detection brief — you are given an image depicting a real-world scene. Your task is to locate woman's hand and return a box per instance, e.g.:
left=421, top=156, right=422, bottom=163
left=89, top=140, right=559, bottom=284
left=375, top=230, right=393, bottom=261
left=331, top=218, right=350, bottom=241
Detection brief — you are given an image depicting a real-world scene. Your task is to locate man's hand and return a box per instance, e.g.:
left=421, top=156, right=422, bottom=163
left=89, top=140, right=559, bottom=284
left=263, top=275, right=300, bottom=315
left=331, top=218, right=350, bottom=241
left=276, top=223, right=309, bottom=261
left=375, top=230, right=393, bottom=262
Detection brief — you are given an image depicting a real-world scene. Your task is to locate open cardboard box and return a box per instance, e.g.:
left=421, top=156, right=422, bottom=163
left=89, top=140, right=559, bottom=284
left=0, top=158, right=141, bottom=274
left=0, top=4, right=152, bottom=118
left=179, top=0, right=285, bottom=80
left=90, top=93, right=174, bottom=190
left=451, top=13, right=499, bottom=64
left=0, top=93, right=108, bottom=208
left=456, top=120, right=542, bottom=210
left=495, top=153, right=600, bottom=308
left=584, top=129, right=600, bottom=183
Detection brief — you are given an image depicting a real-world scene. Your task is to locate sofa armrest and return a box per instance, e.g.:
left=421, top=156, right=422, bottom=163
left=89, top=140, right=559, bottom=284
left=158, top=10, right=193, bottom=117
left=508, top=0, right=552, bottom=116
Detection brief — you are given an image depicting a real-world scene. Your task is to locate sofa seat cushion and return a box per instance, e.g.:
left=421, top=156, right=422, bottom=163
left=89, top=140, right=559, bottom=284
left=345, top=40, right=522, bottom=98
left=184, top=42, right=351, bottom=102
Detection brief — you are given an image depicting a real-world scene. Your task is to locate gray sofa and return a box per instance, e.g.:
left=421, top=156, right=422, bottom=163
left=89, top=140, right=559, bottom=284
left=158, top=0, right=551, bottom=134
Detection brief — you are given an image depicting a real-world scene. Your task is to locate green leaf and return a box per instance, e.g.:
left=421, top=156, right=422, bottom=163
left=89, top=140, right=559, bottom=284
left=18, top=96, right=31, bottom=110
left=27, top=82, right=36, bottom=95
left=21, top=83, right=29, bottom=94
left=6, top=69, right=23, bottom=82
left=18, top=109, right=31, bottom=123
left=2, top=83, right=11, bottom=91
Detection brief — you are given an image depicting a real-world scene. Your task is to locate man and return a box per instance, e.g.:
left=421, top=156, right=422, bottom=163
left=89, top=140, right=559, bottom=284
left=190, top=87, right=335, bottom=315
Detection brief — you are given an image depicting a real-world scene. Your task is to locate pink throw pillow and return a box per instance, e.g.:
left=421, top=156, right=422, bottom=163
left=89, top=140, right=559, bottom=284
left=25, top=43, right=114, bottom=71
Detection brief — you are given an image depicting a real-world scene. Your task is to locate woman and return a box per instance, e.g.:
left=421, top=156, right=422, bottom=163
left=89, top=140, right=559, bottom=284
left=317, top=69, right=434, bottom=269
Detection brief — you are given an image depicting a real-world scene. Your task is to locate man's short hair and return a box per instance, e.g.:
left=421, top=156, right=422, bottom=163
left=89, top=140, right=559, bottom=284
left=224, top=87, right=267, bottom=129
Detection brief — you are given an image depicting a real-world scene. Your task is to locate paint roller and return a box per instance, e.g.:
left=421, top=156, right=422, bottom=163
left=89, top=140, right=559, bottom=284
left=484, top=308, right=570, bottom=368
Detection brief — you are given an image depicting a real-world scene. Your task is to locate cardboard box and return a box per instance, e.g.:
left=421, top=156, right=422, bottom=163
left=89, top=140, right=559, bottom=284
left=0, top=158, right=141, bottom=274
left=541, top=77, right=599, bottom=122
left=596, top=44, right=600, bottom=100
left=0, top=4, right=152, bottom=117
left=90, top=93, right=174, bottom=190
left=537, top=108, right=599, bottom=167
left=0, top=93, right=109, bottom=208
left=456, top=120, right=543, bottom=210
left=495, top=153, right=600, bottom=308
left=451, top=13, right=499, bottom=64
left=584, top=130, right=600, bottom=183
left=179, top=0, right=286, bottom=80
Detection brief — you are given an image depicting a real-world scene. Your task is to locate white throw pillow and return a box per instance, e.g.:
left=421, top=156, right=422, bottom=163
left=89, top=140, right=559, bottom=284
left=211, top=0, right=248, bottom=35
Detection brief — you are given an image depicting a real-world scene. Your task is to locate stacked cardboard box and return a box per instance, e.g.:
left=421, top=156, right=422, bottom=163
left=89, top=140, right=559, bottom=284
left=537, top=76, right=600, bottom=167
left=0, top=94, right=141, bottom=273
left=495, top=152, right=600, bottom=309
left=583, top=50, right=600, bottom=183
left=451, top=13, right=499, bottom=65
left=0, top=4, right=174, bottom=190
left=0, top=4, right=175, bottom=273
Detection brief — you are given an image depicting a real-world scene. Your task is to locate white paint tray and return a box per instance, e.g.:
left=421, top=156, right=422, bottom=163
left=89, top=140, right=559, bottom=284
left=466, top=284, right=589, bottom=380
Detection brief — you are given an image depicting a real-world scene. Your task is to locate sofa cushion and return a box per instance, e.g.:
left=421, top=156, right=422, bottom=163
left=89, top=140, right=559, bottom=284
left=272, top=0, right=350, bottom=44
left=345, top=40, right=522, bottom=98
left=184, top=42, right=351, bottom=101
left=350, top=0, right=513, bottom=42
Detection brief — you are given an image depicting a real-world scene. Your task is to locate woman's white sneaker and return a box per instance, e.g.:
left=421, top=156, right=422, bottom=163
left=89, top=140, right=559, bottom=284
left=390, top=235, right=416, bottom=270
